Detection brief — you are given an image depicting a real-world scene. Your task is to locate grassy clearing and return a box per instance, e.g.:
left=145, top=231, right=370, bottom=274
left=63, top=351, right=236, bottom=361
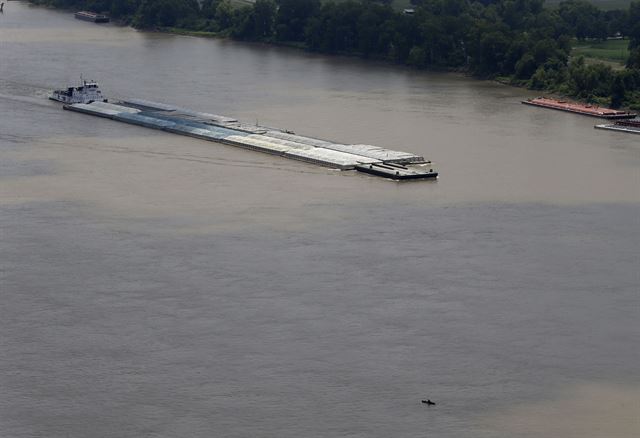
left=545, top=0, right=631, bottom=10
left=572, top=38, right=630, bottom=66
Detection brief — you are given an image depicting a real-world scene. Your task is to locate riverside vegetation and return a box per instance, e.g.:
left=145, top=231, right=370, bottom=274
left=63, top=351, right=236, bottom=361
left=30, top=0, right=640, bottom=109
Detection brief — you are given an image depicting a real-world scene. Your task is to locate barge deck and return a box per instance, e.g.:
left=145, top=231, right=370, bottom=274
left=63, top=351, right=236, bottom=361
left=522, top=97, right=636, bottom=119
left=63, top=100, right=437, bottom=180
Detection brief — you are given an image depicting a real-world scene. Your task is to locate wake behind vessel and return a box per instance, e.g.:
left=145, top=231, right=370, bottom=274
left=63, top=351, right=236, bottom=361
left=49, top=80, right=107, bottom=104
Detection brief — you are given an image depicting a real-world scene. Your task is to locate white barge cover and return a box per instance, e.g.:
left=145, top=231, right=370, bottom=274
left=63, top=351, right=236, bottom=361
left=224, top=135, right=294, bottom=155
left=114, top=112, right=177, bottom=129
left=284, top=147, right=379, bottom=170
left=122, top=99, right=239, bottom=124
left=173, top=109, right=238, bottom=124
left=333, top=144, right=423, bottom=163
left=264, top=131, right=423, bottom=163
left=67, top=103, right=122, bottom=118
left=90, top=101, right=141, bottom=114
left=121, top=99, right=178, bottom=112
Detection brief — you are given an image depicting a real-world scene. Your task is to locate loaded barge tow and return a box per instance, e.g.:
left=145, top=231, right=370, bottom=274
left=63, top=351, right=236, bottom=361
left=595, top=118, right=640, bottom=135
left=61, top=98, right=437, bottom=180
left=522, top=97, right=636, bottom=119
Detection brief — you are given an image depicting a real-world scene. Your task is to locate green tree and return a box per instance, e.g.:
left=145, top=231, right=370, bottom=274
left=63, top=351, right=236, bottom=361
left=110, top=0, right=140, bottom=20
left=134, top=0, right=199, bottom=28
left=477, top=31, right=511, bottom=75
left=215, top=0, right=233, bottom=30
left=610, top=74, right=626, bottom=107
left=628, top=2, right=640, bottom=49
left=407, top=45, right=426, bottom=67
left=229, top=6, right=254, bottom=38
left=515, top=53, right=537, bottom=79
left=275, top=0, right=320, bottom=42
left=201, top=0, right=219, bottom=20
left=253, top=0, right=276, bottom=39
left=628, top=47, right=640, bottom=69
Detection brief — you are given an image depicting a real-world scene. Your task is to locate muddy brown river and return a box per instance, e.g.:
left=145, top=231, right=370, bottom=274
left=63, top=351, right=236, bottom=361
left=1, top=3, right=638, bottom=437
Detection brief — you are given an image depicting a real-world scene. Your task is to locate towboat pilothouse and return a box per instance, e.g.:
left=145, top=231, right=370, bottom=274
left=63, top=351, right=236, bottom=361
left=50, top=80, right=107, bottom=104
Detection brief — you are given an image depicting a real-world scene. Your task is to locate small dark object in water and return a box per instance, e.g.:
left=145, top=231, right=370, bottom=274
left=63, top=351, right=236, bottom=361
left=421, top=399, right=436, bottom=406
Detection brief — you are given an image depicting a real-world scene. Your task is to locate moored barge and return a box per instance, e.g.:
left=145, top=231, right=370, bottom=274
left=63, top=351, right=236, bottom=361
left=522, top=97, right=636, bottom=119
left=74, top=11, right=110, bottom=23
left=595, top=118, right=640, bottom=135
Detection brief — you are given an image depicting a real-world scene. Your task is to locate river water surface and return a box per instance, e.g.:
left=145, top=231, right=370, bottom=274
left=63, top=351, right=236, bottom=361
left=1, top=3, right=639, bottom=437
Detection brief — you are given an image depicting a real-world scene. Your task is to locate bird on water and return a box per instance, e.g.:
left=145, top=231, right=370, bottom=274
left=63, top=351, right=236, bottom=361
left=421, top=399, right=436, bottom=406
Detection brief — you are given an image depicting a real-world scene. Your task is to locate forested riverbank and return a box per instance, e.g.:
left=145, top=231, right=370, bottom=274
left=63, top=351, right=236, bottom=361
left=28, top=0, right=640, bottom=109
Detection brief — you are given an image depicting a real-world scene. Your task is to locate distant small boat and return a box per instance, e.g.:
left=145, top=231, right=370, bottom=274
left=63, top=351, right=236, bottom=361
left=74, top=11, right=109, bottom=23
left=50, top=79, right=107, bottom=104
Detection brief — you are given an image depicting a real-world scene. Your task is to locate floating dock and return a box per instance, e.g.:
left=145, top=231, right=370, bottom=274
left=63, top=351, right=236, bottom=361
left=64, top=100, right=438, bottom=180
left=522, top=97, right=636, bottom=119
left=595, top=118, right=640, bottom=134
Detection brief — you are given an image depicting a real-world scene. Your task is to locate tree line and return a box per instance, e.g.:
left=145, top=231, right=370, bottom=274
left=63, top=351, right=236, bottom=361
left=30, top=0, right=640, bottom=108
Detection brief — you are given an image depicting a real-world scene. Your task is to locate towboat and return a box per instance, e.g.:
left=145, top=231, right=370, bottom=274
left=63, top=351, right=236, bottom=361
left=50, top=80, right=107, bottom=104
